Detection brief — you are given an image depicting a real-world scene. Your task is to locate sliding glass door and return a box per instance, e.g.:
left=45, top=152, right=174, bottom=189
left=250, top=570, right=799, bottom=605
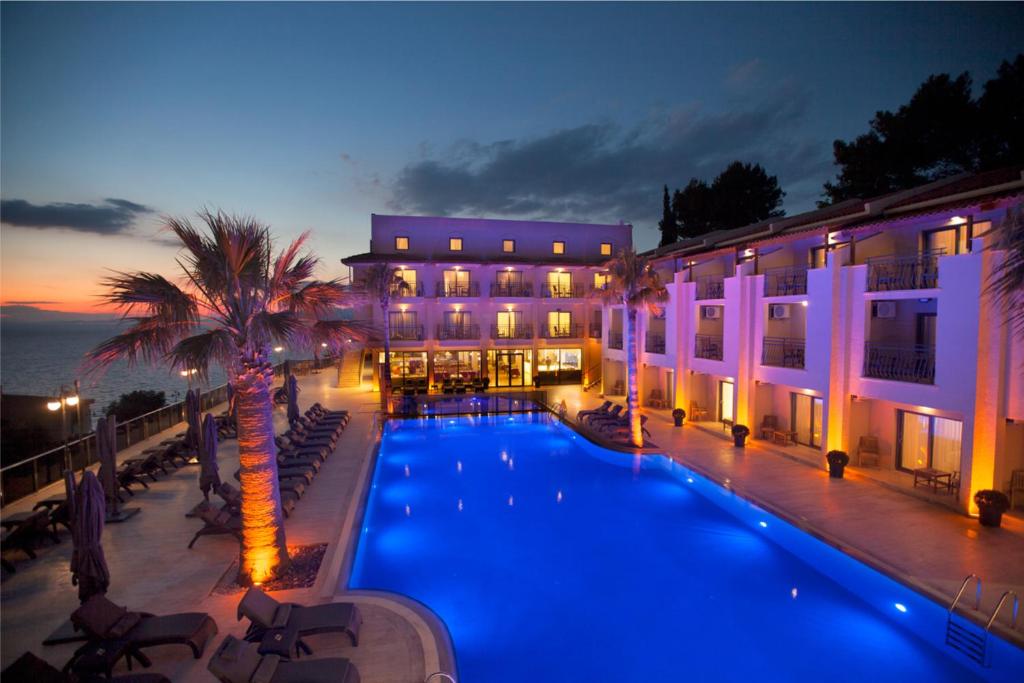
left=897, top=411, right=962, bottom=472
left=791, top=393, right=824, bottom=448
left=719, top=381, right=734, bottom=423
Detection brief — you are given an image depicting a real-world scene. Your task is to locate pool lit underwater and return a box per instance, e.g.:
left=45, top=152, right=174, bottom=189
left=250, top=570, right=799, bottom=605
left=348, top=413, right=1022, bottom=682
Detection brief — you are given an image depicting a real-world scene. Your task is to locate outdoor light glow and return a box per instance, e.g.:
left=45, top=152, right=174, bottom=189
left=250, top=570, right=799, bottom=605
left=273, top=346, right=284, bottom=353
left=321, top=342, right=328, bottom=348
left=949, top=216, right=966, bottom=224
left=801, top=301, right=808, bottom=307
left=47, top=400, right=61, bottom=411
left=686, top=477, right=694, bottom=483
left=399, top=304, right=408, bottom=312
left=759, top=521, right=768, bottom=528
left=791, top=588, right=798, bottom=599
left=65, top=395, right=79, bottom=406
left=894, top=603, right=907, bottom=613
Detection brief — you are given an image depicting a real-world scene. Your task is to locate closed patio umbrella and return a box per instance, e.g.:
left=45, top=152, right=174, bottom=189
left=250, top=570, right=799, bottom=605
left=95, top=416, right=118, bottom=517
left=287, top=373, right=301, bottom=425
left=185, top=389, right=202, bottom=459
left=199, top=413, right=221, bottom=500
left=71, top=471, right=110, bottom=603
left=63, top=469, right=79, bottom=550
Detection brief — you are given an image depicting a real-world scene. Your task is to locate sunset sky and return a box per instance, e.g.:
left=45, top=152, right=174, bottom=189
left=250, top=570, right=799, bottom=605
left=2, top=2, right=1022, bottom=315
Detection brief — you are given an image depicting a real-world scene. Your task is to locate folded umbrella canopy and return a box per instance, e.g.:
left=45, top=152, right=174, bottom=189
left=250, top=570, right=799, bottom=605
left=185, top=389, right=202, bottom=459
left=95, top=416, right=118, bottom=517
left=71, top=471, right=110, bottom=603
left=199, top=413, right=221, bottom=500
left=287, top=373, right=301, bottom=426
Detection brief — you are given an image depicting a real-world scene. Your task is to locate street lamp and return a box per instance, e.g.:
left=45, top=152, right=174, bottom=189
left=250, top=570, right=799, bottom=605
left=180, top=367, right=198, bottom=390
left=46, top=385, right=80, bottom=471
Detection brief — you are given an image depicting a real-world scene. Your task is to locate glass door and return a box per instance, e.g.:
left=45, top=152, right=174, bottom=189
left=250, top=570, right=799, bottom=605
left=490, top=350, right=526, bottom=387
left=897, top=411, right=962, bottom=472
left=496, top=270, right=523, bottom=296
left=719, top=381, right=734, bottom=422
left=443, top=269, right=470, bottom=296
left=547, top=271, right=572, bottom=297
left=791, top=393, right=825, bottom=447
left=496, top=310, right=522, bottom=338
left=547, top=310, right=571, bottom=337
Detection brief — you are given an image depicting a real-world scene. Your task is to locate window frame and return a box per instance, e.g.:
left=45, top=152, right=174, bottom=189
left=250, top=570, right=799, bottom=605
left=600, top=242, right=612, bottom=256
left=502, top=239, right=516, bottom=253
left=552, top=240, right=566, bottom=255
left=395, top=236, right=410, bottom=251
left=449, top=237, right=464, bottom=252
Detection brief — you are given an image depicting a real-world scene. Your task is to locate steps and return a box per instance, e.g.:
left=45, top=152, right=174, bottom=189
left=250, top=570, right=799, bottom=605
left=335, top=349, right=364, bottom=388
left=945, top=615, right=987, bottom=665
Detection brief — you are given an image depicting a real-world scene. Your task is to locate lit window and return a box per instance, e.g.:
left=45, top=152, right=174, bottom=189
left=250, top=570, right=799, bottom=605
left=503, top=239, right=516, bottom=253
left=600, top=242, right=612, bottom=256
left=552, top=241, right=565, bottom=255
left=395, top=236, right=409, bottom=251
left=449, top=237, right=463, bottom=252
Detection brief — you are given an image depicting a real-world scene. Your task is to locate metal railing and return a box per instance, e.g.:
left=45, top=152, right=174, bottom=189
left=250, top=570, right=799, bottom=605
left=763, top=265, right=808, bottom=297
left=388, top=390, right=549, bottom=418
left=436, top=324, right=480, bottom=340
left=863, top=342, right=935, bottom=384
left=389, top=281, right=423, bottom=297
left=490, top=282, right=533, bottom=297
left=435, top=282, right=480, bottom=297
left=541, top=283, right=584, bottom=299
left=866, top=251, right=942, bottom=292
left=608, top=331, right=623, bottom=349
left=538, top=323, right=583, bottom=339
left=695, top=334, right=724, bottom=360
left=389, top=324, right=425, bottom=341
left=695, top=275, right=725, bottom=300
left=761, top=336, right=806, bottom=368
left=645, top=333, right=666, bottom=354
left=491, top=324, right=533, bottom=340
left=589, top=322, right=602, bottom=339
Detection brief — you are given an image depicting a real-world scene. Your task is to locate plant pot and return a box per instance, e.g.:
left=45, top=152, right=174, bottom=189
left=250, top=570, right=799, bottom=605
left=673, top=416, right=684, bottom=427
left=978, top=506, right=1004, bottom=527
left=733, top=435, right=746, bottom=448
left=829, top=464, right=845, bottom=479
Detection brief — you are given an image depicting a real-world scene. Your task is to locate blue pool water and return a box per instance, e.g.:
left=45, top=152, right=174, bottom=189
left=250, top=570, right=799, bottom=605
left=348, top=414, right=1021, bottom=682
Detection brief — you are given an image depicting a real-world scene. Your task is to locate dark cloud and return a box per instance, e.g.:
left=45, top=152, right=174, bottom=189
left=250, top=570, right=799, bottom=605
left=0, top=197, right=154, bottom=234
left=2, top=300, right=60, bottom=305
left=390, top=84, right=834, bottom=228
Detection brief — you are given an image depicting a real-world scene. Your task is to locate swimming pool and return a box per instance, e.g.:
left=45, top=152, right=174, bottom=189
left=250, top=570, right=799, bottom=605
left=348, top=413, right=1022, bottom=682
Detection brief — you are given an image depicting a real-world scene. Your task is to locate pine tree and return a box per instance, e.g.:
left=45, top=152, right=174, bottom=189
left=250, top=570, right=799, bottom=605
left=657, top=185, right=678, bottom=247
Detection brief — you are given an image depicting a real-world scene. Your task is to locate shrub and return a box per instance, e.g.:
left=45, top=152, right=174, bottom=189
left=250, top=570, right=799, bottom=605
left=826, top=450, right=850, bottom=467
left=974, top=490, right=1010, bottom=512
left=731, top=424, right=750, bottom=438
left=106, top=389, right=167, bottom=422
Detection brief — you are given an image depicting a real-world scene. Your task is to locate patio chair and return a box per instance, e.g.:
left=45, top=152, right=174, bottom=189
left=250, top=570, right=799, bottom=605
left=1010, top=469, right=1024, bottom=510
left=208, top=636, right=360, bottom=683
left=218, top=482, right=296, bottom=518
left=584, top=404, right=623, bottom=426
left=71, top=595, right=218, bottom=663
left=237, top=586, right=362, bottom=651
left=2, top=651, right=170, bottom=683
left=759, top=415, right=779, bottom=440
left=577, top=400, right=612, bottom=422
left=611, top=379, right=625, bottom=395
left=188, top=505, right=242, bottom=549
left=856, top=436, right=881, bottom=468
left=689, top=401, right=709, bottom=421
left=648, top=389, right=668, bottom=409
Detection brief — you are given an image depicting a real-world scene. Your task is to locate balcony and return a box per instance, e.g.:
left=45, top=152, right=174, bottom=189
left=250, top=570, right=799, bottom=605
left=436, top=324, right=480, bottom=341
left=694, top=334, right=723, bottom=360
left=761, top=336, right=805, bottom=369
left=608, top=331, right=623, bottom=349
left=863, top=342, right=935, bottom=384
left=589, top=322, right=602, bottom=339
left=695, top=275, right=725, bottom=300
left=435, top=282, right=480, bottom=298
left=866, top=251, right=941, bottom=292
left=763, top=266, right=808, bottom=297
left=491, top=324, right=533, bottom=340
left=541, top=283, right=585, bottom=299
left=539, top=323, right=583, bottom=339
left=645, top=333, right=665, bottom=354
left=389, top=324, right=424, bottom=342
left=389, top=281, right=423, bottom=298
left=490, top=282, right=533, bottom=297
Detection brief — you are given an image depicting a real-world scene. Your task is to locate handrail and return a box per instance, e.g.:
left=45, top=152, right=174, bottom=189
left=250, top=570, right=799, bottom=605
left=986, top=591, right=1019, bottom=631
left=425, top=673, right=457, bottom=683
left=949, top=574, right=982, bottom=613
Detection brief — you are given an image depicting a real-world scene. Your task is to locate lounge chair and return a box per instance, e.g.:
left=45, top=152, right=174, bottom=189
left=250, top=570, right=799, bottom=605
left=218, top=482, right=297, bottom=518
left=71, top=595, right=217, bottom=663
left=237, top=587, right=362, bottom=652
left=577, top=400, right=612, bottom=422
left=2, top=651, right=170, bottom=683
left=1, top=510, right=60, bottom=569
left=309, top=404, right=349, bottom=423
left=208, top=636, right=360, bottom=683
left=188, top=505, right=242, bottom=549
left=583, top=404, right=622, bottom=426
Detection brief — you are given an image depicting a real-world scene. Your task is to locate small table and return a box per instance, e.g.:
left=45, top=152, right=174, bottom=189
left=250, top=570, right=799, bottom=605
left=67, top=639, right=134, bottom=678
left=913, top=467, right=952, bottom=493
left=772, top=430, right=798, bottom=446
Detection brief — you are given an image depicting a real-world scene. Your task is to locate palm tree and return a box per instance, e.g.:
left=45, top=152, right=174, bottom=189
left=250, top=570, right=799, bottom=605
left=593, top=247, right=669, bottom=447
left=986, top=205, right=1024, bottom=340
left=87, top=210, right=364, bottom=584
left=357, top=263, right=410, bottom=401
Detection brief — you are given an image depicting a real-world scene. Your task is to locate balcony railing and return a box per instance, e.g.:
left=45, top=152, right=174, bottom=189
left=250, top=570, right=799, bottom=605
left=437, top=324, right=480, bottom=341
left=491, top=324, right=533, bottom=340
left=695, top=275, right=725, bottom=300
left=389, top=324, right=424, bottom=341
left=435, top=281, right=480, bottom=297
left=541, top=283, right=585, bottom=299
left=866, top=251, right=942, bottom=292
left=694, top=334, right=724, bottom=360
left=608, top=331, right=623, bottom=349
left=490, top=282, right=533, bottom=297
left=761, top=336, right=805, bottom=369
left=645, top=333, right=666, bottom=354
left=389, top=281, right=423, bottom=298
left=763, top=266, right=808, bottom=297
left=540, top=323, right=583, bottom=339
left=863, top=342, right=935, bottom=384
left=589, top=322, right=602, bottom=339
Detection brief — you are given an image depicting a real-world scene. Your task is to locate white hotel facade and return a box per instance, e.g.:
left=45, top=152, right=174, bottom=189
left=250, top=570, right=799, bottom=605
left=343, top=167, right=1024, bottom=515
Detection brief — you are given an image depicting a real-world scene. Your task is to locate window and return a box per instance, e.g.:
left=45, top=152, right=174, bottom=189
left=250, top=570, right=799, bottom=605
left=897, top=411, right=962, bottom=472
left=496, top=310, right=523, bottom=337
left=503, top=239, right=516, bottom=253
left=594, top=272, right=610, bottom=290
left=442, top=269, right=470, bottom=296
left=393, top=268, right=417, bottom=296
left=791, top=393, right=825, bottom=448
left=444, top=310, right=471, bottom=329
left=395, top=236, right=409, bottom=251
left=809, top=246, right=827, bottom=269
left=552, top=241, right=565, bottom=255
left=547, top=310, right=571, bottom=336
left=388, top=311, right=419, bottom=340
left=719, top=381, right=734, bottom=423
left=600, top=242, right=612, bottom=256
left=449, top=237, right=463, bottom=252
left=923, top=223, right=972, bottom=256
left=546, top=271, right=572, bottom=297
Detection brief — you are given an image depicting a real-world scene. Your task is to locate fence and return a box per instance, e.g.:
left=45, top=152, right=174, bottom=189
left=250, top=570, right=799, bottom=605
left=862, top=342, right=935, bottom=384
left=761, top=337, right=806, bottom=368
left=386, top=390, right=550, bottom=418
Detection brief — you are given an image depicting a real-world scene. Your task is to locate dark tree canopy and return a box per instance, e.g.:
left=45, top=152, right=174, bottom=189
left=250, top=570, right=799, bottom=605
left=822, top=55, right=1024, bottom=206
left=106, top=389, right=167, bottom=422
left=657, top=185, right=678, bottom=247
left=668, top=162, right=785, bottom=240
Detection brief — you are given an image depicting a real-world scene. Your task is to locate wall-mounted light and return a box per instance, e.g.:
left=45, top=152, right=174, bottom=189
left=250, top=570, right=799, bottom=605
left=506, top=305, right=514, bottom=312
left=453, top=304, right=462, bottom=312
left=453, top=265, right=462, bottom=271
left=801, top=301, right=808, bottom=307
left=949, top=215, right=967, bottom=225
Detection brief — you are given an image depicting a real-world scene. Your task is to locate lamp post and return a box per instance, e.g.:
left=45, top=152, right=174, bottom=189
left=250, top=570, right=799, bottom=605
left=46, top=385, right=79, bottom=471
left=180, top=367, right=198, bottom=391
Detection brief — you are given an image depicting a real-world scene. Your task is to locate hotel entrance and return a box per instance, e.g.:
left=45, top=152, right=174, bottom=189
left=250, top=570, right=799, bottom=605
left=488, top=349, right=532, bottom=387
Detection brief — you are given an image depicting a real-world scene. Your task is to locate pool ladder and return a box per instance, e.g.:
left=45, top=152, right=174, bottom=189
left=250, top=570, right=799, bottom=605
left=425, top=673, right=457, bottom=683
left=945, top=574, right=1020, bottom=666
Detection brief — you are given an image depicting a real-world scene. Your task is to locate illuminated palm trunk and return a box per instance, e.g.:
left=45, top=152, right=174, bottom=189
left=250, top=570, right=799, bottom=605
left=625, top=305, right=643, bottom=447
left=235, top=365, right=289, bottom=584
left=380, top=301, right=393, bottom=409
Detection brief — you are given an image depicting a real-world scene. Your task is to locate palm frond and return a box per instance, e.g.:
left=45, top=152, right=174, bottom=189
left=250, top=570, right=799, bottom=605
left=84, top=317, right=187, bottom=372
left=99, top=272, right=199, bottom=324
left=250, top=310, right=309, bottom=350
left=985, top=206, right=1024, bottom=337
left=167, top=329, right=237, bottom=380
left=310, top=319, right=372, bottom=353
left=284, top=280, right=350, bottom=317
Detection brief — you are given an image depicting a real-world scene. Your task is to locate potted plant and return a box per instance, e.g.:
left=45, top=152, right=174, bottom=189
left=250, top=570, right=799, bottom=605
left=826, top=450, right=850, bottom=479
left=672, top=408, right=686, bottom=427
left=974, top=490, right=1010, bottom=527
left=731, top=424, right=750, bottom=447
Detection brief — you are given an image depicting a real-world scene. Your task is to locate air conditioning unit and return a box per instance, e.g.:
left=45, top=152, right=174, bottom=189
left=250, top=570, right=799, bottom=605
left=769, top=304, right=790, bottom=320
left=702, top=306, right=721, bottom=320
left=873, top=301, right=897, bottom=319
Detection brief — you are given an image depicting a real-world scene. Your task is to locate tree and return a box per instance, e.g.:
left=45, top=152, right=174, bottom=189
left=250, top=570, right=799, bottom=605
left=977, top=55, right=1024, bottom=170
left=671, top=162, right=785, bottom=237
left=357, top=263, right=410, bottom=404
left=657, top=185, right=678, bottom=246
left=672, top=178, right=715, bottom=238
left=106, top=390, right=166, bottom=422
left=593, top=248, right=668, bottom=447
left=87, top=210, right=364, bottom=584
left=985, top=206, right=1024, bottom=341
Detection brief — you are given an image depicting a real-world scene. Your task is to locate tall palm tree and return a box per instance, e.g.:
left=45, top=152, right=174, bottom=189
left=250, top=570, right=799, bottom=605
left=87, top=210, right=364, bottom=584
left=986, top=205, right=1024, bottom=340
left=357, top=263, right=410, bottom=400
left=593, top=247, right=669, bottom=447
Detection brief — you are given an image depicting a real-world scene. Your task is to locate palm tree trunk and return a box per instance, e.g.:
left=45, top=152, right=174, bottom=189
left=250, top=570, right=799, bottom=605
left=235, top=366, right=289, bottom=584
left=381, top=302, right=393, bottom=409
left=625, top=306, right=643, bottom=447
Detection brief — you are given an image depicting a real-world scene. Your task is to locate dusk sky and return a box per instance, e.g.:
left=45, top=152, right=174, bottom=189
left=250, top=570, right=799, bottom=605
left=2, top=2, right=1022, bottom=314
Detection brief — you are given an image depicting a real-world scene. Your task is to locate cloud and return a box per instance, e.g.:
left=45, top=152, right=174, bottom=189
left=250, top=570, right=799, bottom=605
left=0, top=197, right=154, bottom=234
left=0, top=305, right=117, bottom=322
left=390, top=84, right=833, bottom=227
left=2, top=300, right=60, bottom=305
